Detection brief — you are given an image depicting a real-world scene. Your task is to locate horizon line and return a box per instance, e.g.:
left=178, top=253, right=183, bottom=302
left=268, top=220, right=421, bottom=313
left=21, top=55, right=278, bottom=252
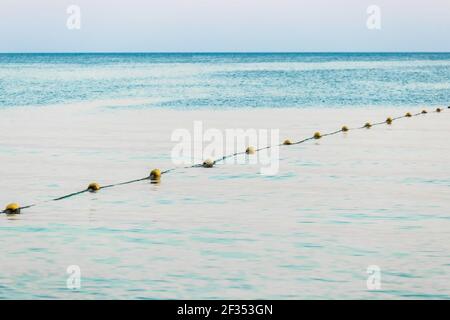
left=1, top=51, right=450, bottom=54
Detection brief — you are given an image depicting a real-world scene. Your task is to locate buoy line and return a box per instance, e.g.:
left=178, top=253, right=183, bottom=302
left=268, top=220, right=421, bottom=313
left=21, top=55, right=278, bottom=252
left=1, top=106, right=448, bottom=215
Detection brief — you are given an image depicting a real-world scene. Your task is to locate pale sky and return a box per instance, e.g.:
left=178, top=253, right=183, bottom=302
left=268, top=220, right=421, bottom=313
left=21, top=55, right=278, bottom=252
left=0, top=0, right=449, bottom=52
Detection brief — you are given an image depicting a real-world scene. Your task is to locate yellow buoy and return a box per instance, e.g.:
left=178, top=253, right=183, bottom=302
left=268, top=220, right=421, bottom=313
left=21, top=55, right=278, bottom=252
left=341, top=126, right=349, bottom=132
left=203, top=159, right=214, bottom=168
left=405, top=112, right=412, bottom=117
left=283, top=139, right=292, bottom=145
left=421, top=109, right=427, bottom=114
left=436, top=108, right=441, bottom=112
left=313, top=132, right=321, bottom=139
left=150, top=168, right=161, bottom=181
left=245, top=146, right=256, bottom=155
left=386, top=117, right=393, bottom=125
left=87, top=182, right=101, bottom=192
left=364, top=122, right=372, bottom=129
left=4, top=203, right=20, bottom=215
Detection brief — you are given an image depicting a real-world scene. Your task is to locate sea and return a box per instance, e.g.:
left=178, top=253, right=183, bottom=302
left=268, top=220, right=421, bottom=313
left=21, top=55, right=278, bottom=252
left=0, top=53, right=449, bottom=299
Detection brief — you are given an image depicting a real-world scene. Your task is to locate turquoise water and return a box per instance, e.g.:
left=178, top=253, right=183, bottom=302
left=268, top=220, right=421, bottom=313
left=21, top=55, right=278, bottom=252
left=1, top=53, right=450, bottom=108
left=0, top=53, right=449, bottom=299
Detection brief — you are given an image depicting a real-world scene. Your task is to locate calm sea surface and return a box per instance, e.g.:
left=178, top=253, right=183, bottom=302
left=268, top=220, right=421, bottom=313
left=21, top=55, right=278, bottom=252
left=1, top=53, right=450, bottom=109
left=0, top=53, right=449, bottom=299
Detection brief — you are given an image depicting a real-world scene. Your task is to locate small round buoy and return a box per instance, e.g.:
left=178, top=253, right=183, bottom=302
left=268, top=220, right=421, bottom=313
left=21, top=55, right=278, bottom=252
left=405, top=112, right=412, bottom=117
left=341, top=126, right=349, bottom=132
left=245, top=146, right=256, bottom=155
left=4, top=203, right=20, bottom=215
left=421, top=109, right=427, bottom=114
left=87, top=182, right=101, bottom=192
left=150, top=168, right=161, bottom=181
left=364, top=122, right=372, bottom=129
left=203, top=159, right=214, bottom=168
left=436, top=108, right=442, bottom=113
left=283, top=139, right=292, bottom=145
left=313, top=132, right=321, bottom=139
left=386, top=117, right=393, bottom=125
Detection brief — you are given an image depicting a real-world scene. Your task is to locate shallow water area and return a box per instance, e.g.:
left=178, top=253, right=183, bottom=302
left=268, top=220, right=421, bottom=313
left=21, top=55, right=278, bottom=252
left=0, top=103, right=449, bottom=299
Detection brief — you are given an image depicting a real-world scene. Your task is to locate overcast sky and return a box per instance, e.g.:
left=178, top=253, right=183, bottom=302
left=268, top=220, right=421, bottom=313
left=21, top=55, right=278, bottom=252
left=1, top=0, right=449, bottom=52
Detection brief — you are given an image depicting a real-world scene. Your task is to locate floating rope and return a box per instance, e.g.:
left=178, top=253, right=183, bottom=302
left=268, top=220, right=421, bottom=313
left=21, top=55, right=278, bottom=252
left=1, top=107, right=447, bottom=215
